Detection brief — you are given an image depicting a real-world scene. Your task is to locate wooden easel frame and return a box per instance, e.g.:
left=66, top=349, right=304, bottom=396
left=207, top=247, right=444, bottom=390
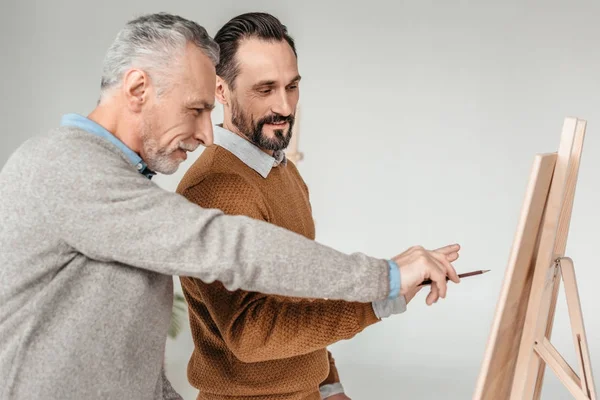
left=474, top=117, right=596, bottom=399
left=285, top=105, right=303, bottom=164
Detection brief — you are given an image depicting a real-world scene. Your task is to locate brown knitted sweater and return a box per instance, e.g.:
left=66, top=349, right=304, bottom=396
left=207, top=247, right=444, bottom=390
left=177, top=144, right=380, bottom=399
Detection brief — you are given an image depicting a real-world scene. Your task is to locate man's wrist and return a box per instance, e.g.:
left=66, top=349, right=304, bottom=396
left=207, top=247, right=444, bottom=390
left=386, top=259, right=401, bottom=299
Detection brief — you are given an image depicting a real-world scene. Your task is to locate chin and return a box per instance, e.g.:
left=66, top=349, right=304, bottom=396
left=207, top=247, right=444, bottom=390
left=150, top=158, right=182, bottom=175
left=153, top=166, right=178, bottom=175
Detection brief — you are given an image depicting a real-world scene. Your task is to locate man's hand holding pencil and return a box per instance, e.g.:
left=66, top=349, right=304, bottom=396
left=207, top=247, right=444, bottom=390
left=392, top=244, right=462, bottom=306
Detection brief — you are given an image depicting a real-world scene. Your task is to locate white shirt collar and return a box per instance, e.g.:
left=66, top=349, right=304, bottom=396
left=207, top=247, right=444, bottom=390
left=213, top=125, right=287, bottom=178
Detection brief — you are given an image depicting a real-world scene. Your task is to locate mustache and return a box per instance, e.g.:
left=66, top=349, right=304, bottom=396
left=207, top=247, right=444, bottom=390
left=178, top=142, right=198, bottom=152
left=258, top=113, right=294, bottom=126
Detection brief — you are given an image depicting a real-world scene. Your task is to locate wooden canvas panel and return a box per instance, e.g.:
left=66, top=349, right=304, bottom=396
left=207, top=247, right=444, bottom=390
left=473, top=152, right=556, bottom=400
left=511, top=117, right=580, bottom=399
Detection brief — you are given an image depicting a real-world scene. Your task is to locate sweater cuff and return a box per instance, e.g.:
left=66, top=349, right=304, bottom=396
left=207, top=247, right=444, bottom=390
left=355, top=301, right=381, bottom=328
left=371, top=295, right=408, bottom=319
left=319, top=382, right=345, bottom=398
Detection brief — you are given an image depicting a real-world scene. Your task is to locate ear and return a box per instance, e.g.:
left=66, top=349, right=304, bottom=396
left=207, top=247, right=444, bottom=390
left=215, top=75, right=230, bottom=106
left=122, top=68, right=151, bottom=113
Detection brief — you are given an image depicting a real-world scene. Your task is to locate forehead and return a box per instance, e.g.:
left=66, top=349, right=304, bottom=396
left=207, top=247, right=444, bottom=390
left=178, top=43, right=216, bottom=103
left=235, top=38, right=299, bottom=84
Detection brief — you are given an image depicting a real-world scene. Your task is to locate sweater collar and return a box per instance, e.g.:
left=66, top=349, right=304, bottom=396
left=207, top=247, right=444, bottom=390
left=213, top=125, right=286, bottom=179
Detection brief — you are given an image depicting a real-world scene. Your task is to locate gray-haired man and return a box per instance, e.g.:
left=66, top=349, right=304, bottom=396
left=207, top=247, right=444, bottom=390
left=0, top=12, right=460, bottom=400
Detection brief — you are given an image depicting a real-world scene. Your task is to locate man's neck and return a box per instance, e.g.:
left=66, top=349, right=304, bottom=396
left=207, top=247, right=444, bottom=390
left=88, top=104, right=141, bottom=154
left=222, top=120, right=275, bottom=157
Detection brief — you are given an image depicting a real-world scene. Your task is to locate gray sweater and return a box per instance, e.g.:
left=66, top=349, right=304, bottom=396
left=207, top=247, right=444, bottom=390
left=0, top=127, right=390, bottom=400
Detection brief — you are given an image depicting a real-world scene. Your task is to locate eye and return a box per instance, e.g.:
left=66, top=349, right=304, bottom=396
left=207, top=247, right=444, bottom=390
left=288, top=85, right=298, bottom=90
left=259, top=89, right=272, bottom=95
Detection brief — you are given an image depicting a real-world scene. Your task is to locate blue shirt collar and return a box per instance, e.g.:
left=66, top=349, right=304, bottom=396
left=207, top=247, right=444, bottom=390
left=60, top=113, right=155, bottom=179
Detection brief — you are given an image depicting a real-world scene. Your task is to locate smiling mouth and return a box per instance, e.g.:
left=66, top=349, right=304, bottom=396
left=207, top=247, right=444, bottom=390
left=175, top=149, right=188, bottom=159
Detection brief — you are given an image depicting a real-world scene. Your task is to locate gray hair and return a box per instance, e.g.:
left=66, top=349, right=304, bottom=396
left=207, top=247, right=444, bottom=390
left=99, top=13, right=220, bottom=99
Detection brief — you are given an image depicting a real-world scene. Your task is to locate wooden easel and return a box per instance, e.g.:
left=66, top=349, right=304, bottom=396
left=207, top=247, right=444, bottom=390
left=285, top=105, right=303, bottom=164
left=473, top=117, right=596, bottom=399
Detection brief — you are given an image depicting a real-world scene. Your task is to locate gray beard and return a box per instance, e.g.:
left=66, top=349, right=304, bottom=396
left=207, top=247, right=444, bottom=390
left=140, top=122, right=180, bottom=175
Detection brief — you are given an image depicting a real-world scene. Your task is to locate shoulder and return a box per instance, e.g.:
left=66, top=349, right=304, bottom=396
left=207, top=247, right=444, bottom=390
left=2, top=127, right=135, bottom=184
left=177, top=145, right=263, bottom=194
left=0, top=126, right=160, bottom=217
left=177, top=151, right=270, bottom=219
left=179, top=171, right=268, bottom=219
left=6, top=127, right=96, bottom=165
left=178, top=145, right=248, bottom=190
left=179, top=170, right=260, bottom=203
left=43, top=127, right=124, bottom=160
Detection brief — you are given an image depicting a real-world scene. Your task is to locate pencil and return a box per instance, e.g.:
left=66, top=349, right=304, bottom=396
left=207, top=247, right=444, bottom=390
left=419, top=269, right=490, bottom=286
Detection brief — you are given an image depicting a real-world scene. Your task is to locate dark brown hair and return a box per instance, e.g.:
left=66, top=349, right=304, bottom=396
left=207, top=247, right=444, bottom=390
left=214, top=12, right=297, bottom=88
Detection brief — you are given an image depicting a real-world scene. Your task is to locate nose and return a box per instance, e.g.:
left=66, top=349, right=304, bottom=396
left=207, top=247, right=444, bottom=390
left=271, top=90, right=293, bottom=117
left=195, top=112, right=214, bottom=147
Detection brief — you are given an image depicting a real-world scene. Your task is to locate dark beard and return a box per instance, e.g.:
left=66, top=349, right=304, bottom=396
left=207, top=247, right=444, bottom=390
left=231, top=99, right=295, bottom=151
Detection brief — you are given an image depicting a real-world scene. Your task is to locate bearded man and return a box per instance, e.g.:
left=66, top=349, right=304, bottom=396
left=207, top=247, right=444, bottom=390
left=175, top=12, right=456, bottom=400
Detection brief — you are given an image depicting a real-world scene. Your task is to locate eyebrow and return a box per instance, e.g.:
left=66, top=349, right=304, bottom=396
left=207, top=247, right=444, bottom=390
left=252, top=75, right=302, bottom=89
left=189, top=101, right=216, bottom=110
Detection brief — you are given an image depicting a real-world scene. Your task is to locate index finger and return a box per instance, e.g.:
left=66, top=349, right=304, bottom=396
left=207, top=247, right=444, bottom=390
left=431, top=251, right=460, bottom=283
left=433, top=243, right=460, bottom=255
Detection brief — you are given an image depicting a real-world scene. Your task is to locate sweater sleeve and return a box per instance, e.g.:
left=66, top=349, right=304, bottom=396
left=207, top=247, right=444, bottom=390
left=183, top=276, right=379, bottom=363
left=179, top=174, right=380, bottom=363
left=35, top=133, right=391, bottom=303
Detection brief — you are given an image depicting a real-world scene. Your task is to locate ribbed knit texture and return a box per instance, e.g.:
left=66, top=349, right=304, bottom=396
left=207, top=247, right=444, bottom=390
left=177, top=145, right=380, bottom=399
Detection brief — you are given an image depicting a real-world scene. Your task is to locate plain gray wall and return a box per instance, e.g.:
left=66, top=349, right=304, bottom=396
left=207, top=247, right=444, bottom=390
left=2, top=1, right=599, bottom=399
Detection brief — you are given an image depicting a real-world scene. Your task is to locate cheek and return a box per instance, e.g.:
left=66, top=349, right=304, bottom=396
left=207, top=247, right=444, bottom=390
left=289, top=88, right=299, bottom=102
left=181, top=115, right=197, bottom=135
left=241, top=98, right=267, bottom=120
left=164, top=115, right=196, bottom=144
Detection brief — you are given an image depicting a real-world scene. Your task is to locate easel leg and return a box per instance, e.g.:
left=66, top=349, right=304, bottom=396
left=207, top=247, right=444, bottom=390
left=533, top=269, right=562, bottom=400
left=534, top=337, right=588, bottom=400
left=560, top=257, right=597, bottom=399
